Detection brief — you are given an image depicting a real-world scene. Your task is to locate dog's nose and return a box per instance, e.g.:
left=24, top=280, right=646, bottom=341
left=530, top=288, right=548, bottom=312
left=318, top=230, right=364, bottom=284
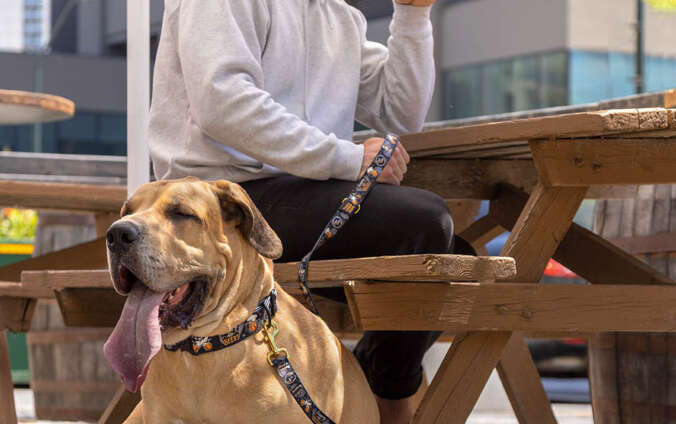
left=107, top=221, right=141, bottom=253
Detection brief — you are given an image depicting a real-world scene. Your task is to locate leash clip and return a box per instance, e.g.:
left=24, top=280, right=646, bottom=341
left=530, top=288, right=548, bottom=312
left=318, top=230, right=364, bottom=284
left=262, top=319, right=289, bottom=367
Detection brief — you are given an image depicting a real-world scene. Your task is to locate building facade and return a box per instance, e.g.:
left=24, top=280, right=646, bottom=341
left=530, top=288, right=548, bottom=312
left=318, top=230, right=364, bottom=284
left=1, top=0, right=676, bottom=155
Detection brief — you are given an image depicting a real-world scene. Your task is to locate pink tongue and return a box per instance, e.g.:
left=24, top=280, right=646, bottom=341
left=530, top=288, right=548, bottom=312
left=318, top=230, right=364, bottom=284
left=103, top=284, right=165, bottom=392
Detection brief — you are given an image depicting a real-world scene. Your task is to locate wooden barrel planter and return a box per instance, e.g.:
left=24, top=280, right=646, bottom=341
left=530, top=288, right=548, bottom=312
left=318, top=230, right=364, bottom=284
left=28, top=212, right=119, bottom=421
left=590, top=185, right=676, bottom=423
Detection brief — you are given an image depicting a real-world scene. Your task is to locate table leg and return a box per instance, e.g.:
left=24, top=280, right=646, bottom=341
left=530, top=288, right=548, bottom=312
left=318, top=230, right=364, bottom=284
left=98, top=385, right=141, bottom=424
left=0, top=329, right=18, bottom=424
left=414, top=183, right=587, bottom=423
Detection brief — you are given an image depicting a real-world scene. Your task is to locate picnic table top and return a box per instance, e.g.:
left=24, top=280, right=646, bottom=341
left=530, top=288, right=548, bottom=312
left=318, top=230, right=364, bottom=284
left=0, top=89, right=75, bottom=125
left=1, top=106, right=675, bottom=212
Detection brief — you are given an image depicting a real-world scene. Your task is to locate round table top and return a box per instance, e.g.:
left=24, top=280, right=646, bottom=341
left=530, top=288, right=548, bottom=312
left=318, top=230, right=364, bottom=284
left=0, top=89, right=75, bottom=125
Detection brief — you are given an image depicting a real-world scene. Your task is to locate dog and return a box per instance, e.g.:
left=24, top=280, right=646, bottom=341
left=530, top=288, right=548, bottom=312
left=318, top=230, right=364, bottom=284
left=103, top=177, right=379, bottom=423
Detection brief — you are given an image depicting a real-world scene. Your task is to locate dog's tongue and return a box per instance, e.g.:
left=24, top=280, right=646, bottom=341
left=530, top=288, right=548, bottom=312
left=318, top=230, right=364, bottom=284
left=103, top=283, right=165, bottom=392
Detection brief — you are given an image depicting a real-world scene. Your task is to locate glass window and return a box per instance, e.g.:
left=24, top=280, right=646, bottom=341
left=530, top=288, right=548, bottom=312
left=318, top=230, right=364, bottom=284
left=540, top=52, right=568, bottom=108
left=445, top=66, right=481, bottom=119
left=481, top=61, right=512, bottom=116
left=444, top=50, right=568, bottom=120
left=0, top=111, right=127, bottom=156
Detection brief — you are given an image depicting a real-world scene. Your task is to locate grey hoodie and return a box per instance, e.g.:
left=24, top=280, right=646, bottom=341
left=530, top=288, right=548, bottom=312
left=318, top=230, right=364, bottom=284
left=148, top=0, right=434, bottom=183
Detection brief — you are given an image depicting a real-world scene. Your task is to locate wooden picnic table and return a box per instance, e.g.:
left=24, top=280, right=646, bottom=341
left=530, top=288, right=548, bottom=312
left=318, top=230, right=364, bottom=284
left=0, top=89, right=74, bottom=125
left=4, top=99, right=676, bottom=423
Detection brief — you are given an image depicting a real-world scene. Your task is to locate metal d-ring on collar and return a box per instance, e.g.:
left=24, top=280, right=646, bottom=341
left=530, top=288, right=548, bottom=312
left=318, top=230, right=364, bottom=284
left=297, top=134, right=400, bottom=314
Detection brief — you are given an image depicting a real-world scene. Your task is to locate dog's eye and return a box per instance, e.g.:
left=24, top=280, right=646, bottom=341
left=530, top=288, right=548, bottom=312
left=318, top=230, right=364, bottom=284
left=170, top=209, right=200, bottom=222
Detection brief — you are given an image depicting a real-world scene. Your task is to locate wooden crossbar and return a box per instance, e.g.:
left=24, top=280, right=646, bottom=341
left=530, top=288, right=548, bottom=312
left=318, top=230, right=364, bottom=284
left=346, top=281, right=676, bottom=333
left=0, top=181, right=125, bottom=212
left=0, top=282, right=54, bottom=299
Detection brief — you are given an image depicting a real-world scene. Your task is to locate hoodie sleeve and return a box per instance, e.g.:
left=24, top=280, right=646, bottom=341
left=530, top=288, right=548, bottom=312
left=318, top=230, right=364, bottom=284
left=176, top=0, right=364, bottom=181
left=355, top=2, right=435, bottom=134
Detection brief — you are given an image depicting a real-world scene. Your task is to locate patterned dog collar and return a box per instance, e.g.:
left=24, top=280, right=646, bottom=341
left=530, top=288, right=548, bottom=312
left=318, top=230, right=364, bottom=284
left=164, top=289, right=277, bottom=355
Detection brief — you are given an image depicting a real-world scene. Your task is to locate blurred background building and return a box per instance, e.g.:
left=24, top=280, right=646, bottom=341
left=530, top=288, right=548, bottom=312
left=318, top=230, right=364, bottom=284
left=1, top=0, right=676, bottom=155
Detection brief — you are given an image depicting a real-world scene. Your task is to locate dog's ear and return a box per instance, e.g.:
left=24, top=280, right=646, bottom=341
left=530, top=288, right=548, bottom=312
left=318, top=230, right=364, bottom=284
left=210, top=181, right=283, bottom=260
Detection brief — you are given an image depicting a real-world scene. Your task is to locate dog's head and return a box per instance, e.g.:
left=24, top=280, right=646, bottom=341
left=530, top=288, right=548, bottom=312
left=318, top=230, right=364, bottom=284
left=103, top=177, right=282, bottom=392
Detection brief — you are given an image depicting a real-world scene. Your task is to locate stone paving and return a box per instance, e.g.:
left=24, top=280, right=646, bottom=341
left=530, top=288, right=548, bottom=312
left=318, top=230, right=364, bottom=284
left=15, top=388, right=592, bottom=424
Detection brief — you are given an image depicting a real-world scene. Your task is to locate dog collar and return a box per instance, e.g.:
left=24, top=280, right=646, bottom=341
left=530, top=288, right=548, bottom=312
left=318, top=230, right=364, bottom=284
left=164, top=289, right=277, bottom=355
left=164, top=289, right=336, bottom=424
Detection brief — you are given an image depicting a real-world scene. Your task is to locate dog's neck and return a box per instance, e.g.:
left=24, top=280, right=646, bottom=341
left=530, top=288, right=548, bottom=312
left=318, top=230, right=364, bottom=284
left=161, top=236, right=275, bottom=345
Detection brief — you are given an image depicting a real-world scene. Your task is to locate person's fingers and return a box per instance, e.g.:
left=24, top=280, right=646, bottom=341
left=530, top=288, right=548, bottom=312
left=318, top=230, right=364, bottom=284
left=378, top=166, right=400, bottom=185
left=398, top=144, right=411, bottom=164
left=393, top=148, right=408, bottom=175
left=388, top=159, right=405, bottom=183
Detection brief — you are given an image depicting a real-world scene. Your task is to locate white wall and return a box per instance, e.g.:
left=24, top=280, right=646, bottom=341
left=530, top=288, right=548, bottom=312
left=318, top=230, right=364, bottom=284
left=568, top=0, right=676, bottom=58
left=439, top=0, right=568, bottom=69
left=0, top=0, right=24, bottom=52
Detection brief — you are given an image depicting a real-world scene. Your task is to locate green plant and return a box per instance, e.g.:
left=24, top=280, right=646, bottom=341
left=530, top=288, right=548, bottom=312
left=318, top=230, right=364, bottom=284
left=0, top=208, right=37, bottom=240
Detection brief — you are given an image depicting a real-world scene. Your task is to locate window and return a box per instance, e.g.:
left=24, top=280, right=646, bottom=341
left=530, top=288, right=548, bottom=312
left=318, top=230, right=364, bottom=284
left=0, top=112, right=127, bottom=156
left=443, top=51, right=568, bottom=120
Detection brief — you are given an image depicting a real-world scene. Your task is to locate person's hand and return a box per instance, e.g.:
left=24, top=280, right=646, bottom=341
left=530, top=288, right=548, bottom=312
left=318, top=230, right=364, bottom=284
left=394, top=0, right=437, bottom=6
left=359, top=137, right=410, bottom=185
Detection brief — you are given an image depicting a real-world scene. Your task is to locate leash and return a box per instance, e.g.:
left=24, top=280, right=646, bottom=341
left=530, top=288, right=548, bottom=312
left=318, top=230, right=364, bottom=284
left=165, top=135, right=399, bottom=424
left=297, top=134, right=400, bottom=314
left=165, top=290, right=334, bottom=423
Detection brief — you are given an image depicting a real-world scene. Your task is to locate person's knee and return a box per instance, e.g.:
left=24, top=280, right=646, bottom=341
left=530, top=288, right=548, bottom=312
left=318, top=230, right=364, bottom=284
left=404, top=191, right=454, bottom=254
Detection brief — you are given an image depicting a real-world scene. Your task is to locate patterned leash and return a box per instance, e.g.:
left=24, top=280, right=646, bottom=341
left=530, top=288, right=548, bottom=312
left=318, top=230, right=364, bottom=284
left=297, top=134, right=400, bottom=314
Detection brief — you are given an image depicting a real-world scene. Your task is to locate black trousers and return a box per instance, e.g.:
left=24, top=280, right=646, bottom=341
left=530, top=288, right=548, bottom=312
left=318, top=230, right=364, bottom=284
left=240, top=175, right=476, bottom=399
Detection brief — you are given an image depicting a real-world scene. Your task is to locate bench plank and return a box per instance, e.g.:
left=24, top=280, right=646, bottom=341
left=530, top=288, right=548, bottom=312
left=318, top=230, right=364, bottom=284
left=22, top=254, right=517, bottom=290
left=346, top=281, right=676, bottom=333
left=0, top=181, right=125, bottom=212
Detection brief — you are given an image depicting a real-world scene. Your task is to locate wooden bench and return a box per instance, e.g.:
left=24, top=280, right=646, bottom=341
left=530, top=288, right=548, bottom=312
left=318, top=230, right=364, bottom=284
left=12, top=254, right=512, bottom=423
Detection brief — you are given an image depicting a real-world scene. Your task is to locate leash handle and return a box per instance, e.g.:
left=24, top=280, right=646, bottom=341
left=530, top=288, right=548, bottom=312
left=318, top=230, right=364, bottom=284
left=297, top=134, right=400, bottom=315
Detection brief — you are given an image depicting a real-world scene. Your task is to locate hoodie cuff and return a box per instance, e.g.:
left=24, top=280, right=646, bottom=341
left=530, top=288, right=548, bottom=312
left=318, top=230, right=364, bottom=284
left=392, top=1, right=432, bottom=28
left=331, top=140, right=365, bottom=182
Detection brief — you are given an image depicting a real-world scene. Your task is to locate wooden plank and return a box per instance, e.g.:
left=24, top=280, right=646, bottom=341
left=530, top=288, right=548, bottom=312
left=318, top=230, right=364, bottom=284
left=608, top=232, right=676, bottom=255
left=22, top=269, right=112, bottom=289
left=98, top=385, right=141, bottom=424
left=0, top=151, right=126, bottom=179
left=346, top=281, right=676, bottom=333
left=497, top=334, right=553, bottom=423
left=531, top=138, right=676, bottom=187
left=402, top=109, right=648, bottom=154
left=458, top=215, right=504, bottom=247
left=0, top=282, right=54, bottom=298
left=0, top=181, right=125, bottom=212
left=0, top=330, right=18, bottom=424
left=22, top=254, right=518, bottom=290
left=55, top=288, right=124, bottom=327
left=492, top=184, right=585, bottom=424
left=412, top=331, right=512, bottom=424
left=0, top=297, right=36, bottom=332
left=489, top=185, right=673, bottom=285
left=500, top=184, right=588, bottom=281
left=404, top=159, right=538, bottom=200
left=445, top=200, right=482, bottom=233
left=275, top=254, right=516, bottom=283
left=0, top=237, right=107, bottom=282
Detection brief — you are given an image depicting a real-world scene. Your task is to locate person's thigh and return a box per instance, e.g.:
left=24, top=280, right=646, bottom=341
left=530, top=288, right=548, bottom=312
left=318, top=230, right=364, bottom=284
left=240, top=175, right=455, bottom=263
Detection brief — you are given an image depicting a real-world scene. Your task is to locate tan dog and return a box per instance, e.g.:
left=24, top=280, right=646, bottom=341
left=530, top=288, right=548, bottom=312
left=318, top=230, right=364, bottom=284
left=103, top=177, right=378, bottom=423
